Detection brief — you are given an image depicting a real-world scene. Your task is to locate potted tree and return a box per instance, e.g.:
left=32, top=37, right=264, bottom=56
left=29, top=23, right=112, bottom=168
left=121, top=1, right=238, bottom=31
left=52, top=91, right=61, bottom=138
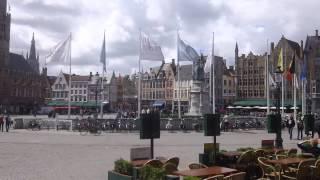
left=108, top=159, right=133, bottom=180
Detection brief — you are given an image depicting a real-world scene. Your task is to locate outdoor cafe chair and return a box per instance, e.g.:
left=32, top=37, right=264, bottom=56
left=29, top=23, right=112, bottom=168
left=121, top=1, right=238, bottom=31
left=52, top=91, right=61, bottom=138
left=311, top=159, right=320, bottom=179
left=231, top=150, right=256, bottom=171
left=203, top=174, right=224, bottom=180
left=143, top=159, right=163, bottom=168
left=275, top=149, right=286, bottom=155
left=275, top=155, right=287, bottom=160
left=163, top=162, right=178, bottom=174
left=164, top=157, right=179, bottom=168
left=223, top=172, right=246, bottom=180
left=286, top=148, right=298, bottom=157
left=188, top=162, right=208, bottom=169
left=254, top=149, right=266, bottom=158
left=257, top=157, right=281, bottom=180
left=281, top=158, right=315, bottom=180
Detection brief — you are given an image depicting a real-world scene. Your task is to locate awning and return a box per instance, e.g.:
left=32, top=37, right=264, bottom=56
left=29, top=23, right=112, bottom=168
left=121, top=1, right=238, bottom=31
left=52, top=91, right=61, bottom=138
left=226, top=106, right=234, bottom=109
left=153, top=100, right=165, bottom=107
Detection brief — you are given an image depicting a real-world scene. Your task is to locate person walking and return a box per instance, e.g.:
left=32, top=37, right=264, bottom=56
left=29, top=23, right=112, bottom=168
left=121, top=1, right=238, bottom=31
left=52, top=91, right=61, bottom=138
left=0, top=114, right=4, bottom=132
left=5, top=114, right=11, bottom=132
left=287, top=115, right=295, bottom=140
left=297, top=118, right=304, bottom=140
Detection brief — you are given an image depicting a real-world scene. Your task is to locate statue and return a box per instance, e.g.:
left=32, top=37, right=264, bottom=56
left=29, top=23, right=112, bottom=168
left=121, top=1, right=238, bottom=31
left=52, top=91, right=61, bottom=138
left=193, top=54, right=205, bottom=81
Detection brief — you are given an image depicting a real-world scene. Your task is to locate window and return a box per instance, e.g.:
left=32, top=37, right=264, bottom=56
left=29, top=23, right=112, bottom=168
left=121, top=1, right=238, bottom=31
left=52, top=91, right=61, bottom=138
left=62, top=84, right=66, bottom=89
left=84, top=90, right=86, bottom=94
left=224, top=80, right=226, bottom=86
left=75, top=90, right=78, bottom=94
left=55, top=84, right=58, bottom=89
left=79, top=90, right=82, bottom=94
left=71, top=90, right=73, bottom=94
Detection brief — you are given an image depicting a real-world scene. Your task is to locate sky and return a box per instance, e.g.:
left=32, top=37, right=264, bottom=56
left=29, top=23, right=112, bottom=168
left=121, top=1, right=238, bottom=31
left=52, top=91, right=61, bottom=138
left=8, top=0, right=320, bottom=76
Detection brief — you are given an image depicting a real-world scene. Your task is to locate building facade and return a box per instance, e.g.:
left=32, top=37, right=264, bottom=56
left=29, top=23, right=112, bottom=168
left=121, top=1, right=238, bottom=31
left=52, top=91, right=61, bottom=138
left=223, top=66, right=236, bottom=106
left=305, top=30, right=320, bottom=112
left=235, top=43, right=267, bottom=100
left=269, top=36, right=303, bottom=104
left=174, top=64, right=192, bottom=113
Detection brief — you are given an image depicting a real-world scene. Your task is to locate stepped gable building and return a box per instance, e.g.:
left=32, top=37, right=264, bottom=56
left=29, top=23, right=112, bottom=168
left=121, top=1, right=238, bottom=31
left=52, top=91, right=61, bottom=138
left=223, top=66, right=236, bottom=106
left=0, top=0, right=48, bottom=113
left=305, top=30, right=320, bottom=112
left=235, top=43, right=267, bottom=100
left=270, top=36, right=303, bottom=104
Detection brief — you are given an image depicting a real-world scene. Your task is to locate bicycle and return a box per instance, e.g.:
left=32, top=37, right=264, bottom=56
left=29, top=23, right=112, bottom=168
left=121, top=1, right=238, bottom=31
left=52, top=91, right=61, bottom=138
left=79, top=119, right=102, bottom=136
left=28, top=120, right=41, bottom=131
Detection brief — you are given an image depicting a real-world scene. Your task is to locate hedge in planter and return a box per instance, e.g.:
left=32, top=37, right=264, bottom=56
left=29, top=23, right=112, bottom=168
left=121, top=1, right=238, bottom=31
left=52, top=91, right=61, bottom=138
left=108, top=159, right=133, bottom=180
left=139, top=165, right=165, bottom=180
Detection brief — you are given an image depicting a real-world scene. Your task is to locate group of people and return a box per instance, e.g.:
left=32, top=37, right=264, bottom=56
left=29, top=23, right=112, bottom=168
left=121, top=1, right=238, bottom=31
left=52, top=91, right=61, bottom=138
left=0, top=114, right=12, bottom=132
left=285, top=115, right=304, bottom=140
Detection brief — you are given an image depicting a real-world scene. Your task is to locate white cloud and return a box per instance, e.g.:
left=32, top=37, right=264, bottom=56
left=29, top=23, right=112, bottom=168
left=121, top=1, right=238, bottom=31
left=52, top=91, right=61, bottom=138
left=8, top=0, right=320, bottom=76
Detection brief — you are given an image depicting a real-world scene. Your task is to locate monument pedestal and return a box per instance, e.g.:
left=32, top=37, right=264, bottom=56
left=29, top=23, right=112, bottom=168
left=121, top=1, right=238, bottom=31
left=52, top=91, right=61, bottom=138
left=185, top=81, right=210, bottom=116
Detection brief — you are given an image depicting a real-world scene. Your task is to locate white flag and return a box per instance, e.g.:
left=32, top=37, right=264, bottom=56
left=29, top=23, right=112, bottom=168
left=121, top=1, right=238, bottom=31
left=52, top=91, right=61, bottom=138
left=47, top=35, right=71, bottom=63
left=100, top=33, right=107, bottom=71
left=294, top=74, right=299, bottom=89
left=204, top=54, right=212, bottom=73
left=269, top=72, right=276, bottom=86
left=178, top=36, right=199, bottom=62
left=140, top=33, right=164, bottom=61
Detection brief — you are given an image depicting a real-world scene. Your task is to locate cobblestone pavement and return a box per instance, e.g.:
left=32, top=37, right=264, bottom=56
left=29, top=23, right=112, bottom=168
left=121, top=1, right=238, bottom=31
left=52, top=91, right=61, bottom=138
left=0, top=128, right=305, bottom=180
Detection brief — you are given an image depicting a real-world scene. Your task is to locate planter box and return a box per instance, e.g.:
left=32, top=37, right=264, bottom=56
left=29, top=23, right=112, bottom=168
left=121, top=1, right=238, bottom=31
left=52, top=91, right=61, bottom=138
left=108, top=171, right=133, bottom=180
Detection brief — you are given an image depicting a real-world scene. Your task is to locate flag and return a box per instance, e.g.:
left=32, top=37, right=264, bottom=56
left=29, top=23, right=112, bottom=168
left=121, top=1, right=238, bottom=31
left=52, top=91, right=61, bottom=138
left=140, top=32, right=164, bottom=61
left=285, top=54, right=295, bottom=81
left=294, top=74, right=299, bottom=89
left=47, top=35, right=71, bottom=63
left=100, top=33, right=107, bottom=71
left=300, top=56, right=307, bottom=81
left=178, top=35, right=199, bottom=62
left=204, top=54, right=212, bottom=73
left=277, top=48, right=283, bottom=71
left=269, top=72, right=276, bottom=86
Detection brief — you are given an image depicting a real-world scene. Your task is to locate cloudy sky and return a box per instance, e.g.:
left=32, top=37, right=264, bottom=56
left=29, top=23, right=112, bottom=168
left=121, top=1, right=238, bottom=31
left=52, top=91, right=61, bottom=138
left=8, top=0, right=320, bottom=76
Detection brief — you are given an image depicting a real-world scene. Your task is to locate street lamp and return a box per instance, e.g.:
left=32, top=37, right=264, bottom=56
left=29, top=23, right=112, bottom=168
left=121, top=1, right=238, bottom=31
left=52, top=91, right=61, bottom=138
left=274, top=66, right=283, bottom=148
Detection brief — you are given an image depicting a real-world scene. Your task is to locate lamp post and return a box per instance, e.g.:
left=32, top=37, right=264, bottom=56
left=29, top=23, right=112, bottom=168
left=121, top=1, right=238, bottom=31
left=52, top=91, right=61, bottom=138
left=274, top=66, right=283, bottom=148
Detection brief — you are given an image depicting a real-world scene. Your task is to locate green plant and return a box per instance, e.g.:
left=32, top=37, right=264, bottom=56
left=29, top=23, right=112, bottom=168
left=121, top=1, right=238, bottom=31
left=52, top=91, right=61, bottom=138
left=183, top=176, right=201, bottom=180
left=114, top=158, right=133, bottom=176
left=236, top=147, right=254, bottom=152
left=139, top=165, right=165, bottom=180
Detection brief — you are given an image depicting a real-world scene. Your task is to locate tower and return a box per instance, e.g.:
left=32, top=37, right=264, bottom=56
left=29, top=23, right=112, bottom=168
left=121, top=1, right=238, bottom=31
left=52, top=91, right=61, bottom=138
left=27, top=33, right=40, bottom=74
left=0, top=0, right=10, bottom=67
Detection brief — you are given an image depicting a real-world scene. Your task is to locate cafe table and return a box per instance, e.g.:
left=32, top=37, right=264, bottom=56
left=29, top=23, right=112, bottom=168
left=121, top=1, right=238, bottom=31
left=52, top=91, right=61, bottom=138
left=266, top=157, right=306, bottom=167
left=221, top=151, right=242, bottom=160
left=172, top=166, right=238, bottom=178
left=131, top=158, right=167, bottom=167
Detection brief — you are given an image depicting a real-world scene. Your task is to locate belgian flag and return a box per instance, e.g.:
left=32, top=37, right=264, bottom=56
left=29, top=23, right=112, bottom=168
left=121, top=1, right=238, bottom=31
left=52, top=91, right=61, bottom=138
left=286, top=55, right=295, bottom=81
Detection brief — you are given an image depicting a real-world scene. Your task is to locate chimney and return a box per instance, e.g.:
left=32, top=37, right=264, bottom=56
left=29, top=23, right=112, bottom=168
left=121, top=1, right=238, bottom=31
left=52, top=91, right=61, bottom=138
left=90, top=72, right=92, bottom=77
left=316, top=29, right=319, bottom=37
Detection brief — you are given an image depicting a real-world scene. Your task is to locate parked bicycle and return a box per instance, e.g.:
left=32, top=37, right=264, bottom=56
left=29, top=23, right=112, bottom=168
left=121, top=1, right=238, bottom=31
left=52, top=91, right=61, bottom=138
left=28, top=119, right=41, bottom=131
left=79, top=118, right=102, bottom=136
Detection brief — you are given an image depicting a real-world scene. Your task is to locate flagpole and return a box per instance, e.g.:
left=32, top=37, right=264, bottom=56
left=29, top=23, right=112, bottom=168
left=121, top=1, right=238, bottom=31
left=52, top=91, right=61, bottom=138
left=212, top=32, right=215, bottom=114
left=138, top=30, right=141, bottom=118
left=294, top=73, right=297, bottom=121
left=266, top=40, right=270, bottom=114
left=281, top=48, right=285, bottom=117
left=68, top=33, right=72, bottom=119
left=177, top=30, right=181, bottom=119
left=100, top=31, right=106, bottom=118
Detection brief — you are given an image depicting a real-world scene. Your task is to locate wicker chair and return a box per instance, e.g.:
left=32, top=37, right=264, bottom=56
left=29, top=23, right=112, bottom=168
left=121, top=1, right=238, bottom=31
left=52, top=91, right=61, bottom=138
left=254, top=149, right=266, bottom=158
left=163, top=162, right=178, bottom=174
left=203, top=175, right=224, bottom=180
left=164, top=157, right=179, bottom=168
left=275, top=149, right=286, bottom=155
left=257, top=157, right=281, bottom=180
left=143, top=159, right=163, bottom=168
left=231, top=150, right=256, bottom=171
left=312, top=159, right=320, bottom=179
left=275, top=155, right=287, bottom=160
left=223, top=172, right=246, bottom=180
left=188, top=162, right=208, bottom=169
left=281, top=158, right=316, bottom=180
left=286, top=148, right=298, bottom=157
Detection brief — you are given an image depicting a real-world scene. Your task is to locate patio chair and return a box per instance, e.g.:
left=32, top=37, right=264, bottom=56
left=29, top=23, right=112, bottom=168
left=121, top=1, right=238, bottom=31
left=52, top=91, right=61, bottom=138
left=188, top=162, right=208, bottom=169
left=143, top=159, right=163, bottom=168
left=203, top=175, right=224, bottom=180
left=254, top=149, right=266, bottom=158
left=232, top=150, right=256, bottom=171
left=312, top=159, right=320, bottom=179
left=298, top=153, right=315, bottom=158
left=223, top=172, right=246, bottom=180
left=286, top=148, right=298, bottom=157
left=163, top=162, right=178, bottom=174
left=164, top=157, right=179, bottom=168
left=275, top=155, right=287, bottom=160
left=257, top=157, right=281, bottom=180
left=281, top=158, right=315, bottom=180
left=275, top=149, right=286, bottom=155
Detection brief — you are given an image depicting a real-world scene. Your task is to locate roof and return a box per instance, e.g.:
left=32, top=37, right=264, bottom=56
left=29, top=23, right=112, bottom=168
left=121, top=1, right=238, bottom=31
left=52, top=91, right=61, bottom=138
left=8, top=53, right=35, bottom=73
left=175, top=64, right=192, bottom=81
left=47, top=76, right=57, bottom=86
left=286, top=38, right=301, bottom=57
left=305, top=35, right=320, bottom=52
left=224, top=68, right=235, bottom=76
left=71, top=75, right=90, bottom=81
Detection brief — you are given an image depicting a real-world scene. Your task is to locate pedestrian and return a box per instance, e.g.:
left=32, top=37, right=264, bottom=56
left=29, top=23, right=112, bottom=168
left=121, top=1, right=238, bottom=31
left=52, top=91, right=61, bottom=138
left=287, top=116, right=295, bottom=140
left=5, top=114, right=11, bottom=132
left=0, top=114, right=4, bottom=132
left=297, top=118, right=304, bottom=140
